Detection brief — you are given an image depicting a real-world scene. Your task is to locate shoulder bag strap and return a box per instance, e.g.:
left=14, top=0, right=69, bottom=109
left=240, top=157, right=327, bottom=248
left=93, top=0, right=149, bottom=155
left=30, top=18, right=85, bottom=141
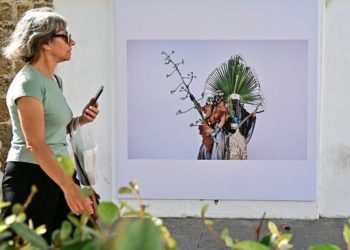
left=53, top=74, right=63, bottom=91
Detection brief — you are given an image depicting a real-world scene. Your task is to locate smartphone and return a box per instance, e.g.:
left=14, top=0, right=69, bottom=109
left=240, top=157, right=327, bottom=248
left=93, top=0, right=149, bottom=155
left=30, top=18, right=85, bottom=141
left=89, top=86, right=104, bottom=106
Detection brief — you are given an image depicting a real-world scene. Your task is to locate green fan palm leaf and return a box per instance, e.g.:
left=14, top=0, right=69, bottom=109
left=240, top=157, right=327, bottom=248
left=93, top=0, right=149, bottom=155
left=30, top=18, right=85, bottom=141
left=206, top=55, right=264, bottom=106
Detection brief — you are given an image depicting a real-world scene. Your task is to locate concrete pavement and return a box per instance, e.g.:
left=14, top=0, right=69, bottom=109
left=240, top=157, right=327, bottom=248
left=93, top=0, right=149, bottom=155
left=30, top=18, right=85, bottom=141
left=163, top=218, right=347, bottom=250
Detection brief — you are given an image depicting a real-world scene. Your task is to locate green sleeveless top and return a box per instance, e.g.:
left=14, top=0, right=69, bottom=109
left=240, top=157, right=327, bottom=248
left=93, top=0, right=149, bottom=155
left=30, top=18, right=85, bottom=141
left=6, top=64, right=73, bottom=164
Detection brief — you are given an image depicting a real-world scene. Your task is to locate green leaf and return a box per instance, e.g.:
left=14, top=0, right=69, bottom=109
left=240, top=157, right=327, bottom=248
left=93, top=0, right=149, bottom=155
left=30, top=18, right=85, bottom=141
left=119, top=200, right=127, bottom=206
left=201, top=204, right=209, bottom=217
left=129, top=180, right=139, bottom=192
left=234, top=240, right=270, bottom=250
left=51, top=229, right=60, bottom=245
left=11, top=203, right=23, bottom=215
left=0, top=201, right=11, bottom=209
left=56, top=155, right=75, bottom=177
left=122, top=210, right=141, bottom=217
left=165, top=237, right=177, bottom=250
left=80, top=188, right=94, bottom=197
left=151, top=217, right=163, bottom=226
left=204, top=219, right=213, bottom=226
left=0, top=224, right=9, bottom=232
left=223, top=235, right=234, bottom=248
left=61, top=239, right=102, bottom=250
left=80, top=225, right=100, bottom=238
left=15, top=212, right=26, bottom=223
left=159, top=225, right=177, bottom=249
left=68, top=215, right=81, bottom=227
left=344, top=224, right=350, bottom=244
left=205, top=55, right=264, bottom=107
left=0, top=243, right=15, bottom=250
left=116, top=219, right=162, bottom=250
left=275, top=233, right=293, bottom=246
left=0, top=231, right=12, bottom=241
left=31, top=185, right=38, bottom=193
left=60, top=221, right=73, bottom=240
left=220, top=228, right=229, bottom=238
left=11, top=222, right=48, bottom=249
left=80, top=214, right=89, bottom=226
left=28, top=219, right=34, bottom=229
left=35, top=224, right=47, bottom=235
left=260, top=234, right=273, bottom=246
left=73, top=228, right=82, bottom=241
left=268, top=221, right=279, bottom=235
left=5, top=215, right=16, bottom=225
left=308, top=244, right=341, bottom=250
left=220, top=228, right=234, bottom=247
left=118, top=187, right=133, bottom=194
left=97, top=202, right=119, bottom=226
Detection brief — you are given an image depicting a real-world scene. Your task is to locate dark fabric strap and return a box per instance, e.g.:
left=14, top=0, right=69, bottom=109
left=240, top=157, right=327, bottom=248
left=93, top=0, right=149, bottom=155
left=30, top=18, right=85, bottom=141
left=54, top=74, right=63, bottom=91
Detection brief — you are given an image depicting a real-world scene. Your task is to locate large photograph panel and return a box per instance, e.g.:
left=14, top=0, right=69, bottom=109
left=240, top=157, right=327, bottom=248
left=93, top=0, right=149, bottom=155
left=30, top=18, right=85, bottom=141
left=115, top=0, right=319, bottom=200
left=128, top=40, right=308, bottom=160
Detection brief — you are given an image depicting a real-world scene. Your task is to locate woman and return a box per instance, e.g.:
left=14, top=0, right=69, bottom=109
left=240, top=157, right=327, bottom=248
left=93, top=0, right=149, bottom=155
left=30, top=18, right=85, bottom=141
left=1, top=8, right=99, bottom=242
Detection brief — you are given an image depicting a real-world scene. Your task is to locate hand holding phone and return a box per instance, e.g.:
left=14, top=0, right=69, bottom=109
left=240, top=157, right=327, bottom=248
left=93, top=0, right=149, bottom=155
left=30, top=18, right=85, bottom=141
left=89, top=86, right=104, bottom=107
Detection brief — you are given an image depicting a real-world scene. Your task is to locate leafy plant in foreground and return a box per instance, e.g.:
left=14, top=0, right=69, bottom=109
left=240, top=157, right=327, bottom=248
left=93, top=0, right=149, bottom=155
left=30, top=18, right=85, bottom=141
left=201, top=204, right=350, bottom=250
left=0, top=157, right=177, bottom=250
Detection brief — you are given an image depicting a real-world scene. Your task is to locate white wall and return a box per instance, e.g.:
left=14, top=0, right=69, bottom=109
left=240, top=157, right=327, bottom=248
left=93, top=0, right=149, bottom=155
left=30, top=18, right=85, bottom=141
left=54, top=0, right=350, bottom=218
left=54, top=0, right=114, bottom=201
left=319, top=0, right=350, bottom=217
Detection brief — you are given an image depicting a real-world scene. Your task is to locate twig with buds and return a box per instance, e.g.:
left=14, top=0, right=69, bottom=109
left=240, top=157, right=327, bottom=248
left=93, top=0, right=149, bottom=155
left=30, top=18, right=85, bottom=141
left=162, top=50, right=206, bottom=122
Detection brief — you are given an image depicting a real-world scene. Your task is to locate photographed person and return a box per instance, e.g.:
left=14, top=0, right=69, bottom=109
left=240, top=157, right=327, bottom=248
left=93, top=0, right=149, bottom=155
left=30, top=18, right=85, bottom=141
left=223, top=95, right=256, bottom=160
left=197, top=55, right=263, bottom=160
left=198, top=94, right=256, bottom=160
left=1, top=8, right=99, bottom=242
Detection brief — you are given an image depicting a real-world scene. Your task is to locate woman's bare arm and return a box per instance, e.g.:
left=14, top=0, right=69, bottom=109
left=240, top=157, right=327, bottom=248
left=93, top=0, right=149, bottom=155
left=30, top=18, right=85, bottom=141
left=16, top=96, right=93, bottom=215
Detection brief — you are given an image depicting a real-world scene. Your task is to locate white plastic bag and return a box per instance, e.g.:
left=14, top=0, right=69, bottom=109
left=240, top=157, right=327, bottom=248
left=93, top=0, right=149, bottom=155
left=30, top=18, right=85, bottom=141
left=69, top=118, right=97, bottom=186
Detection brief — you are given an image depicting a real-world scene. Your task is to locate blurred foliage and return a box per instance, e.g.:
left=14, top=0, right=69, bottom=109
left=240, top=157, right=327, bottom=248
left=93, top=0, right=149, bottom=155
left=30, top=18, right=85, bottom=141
left=201, top=204, right=350, bottom=250
left=0, top=156, right=176, bottom=250
left=1, top=156, right=350, bottom=250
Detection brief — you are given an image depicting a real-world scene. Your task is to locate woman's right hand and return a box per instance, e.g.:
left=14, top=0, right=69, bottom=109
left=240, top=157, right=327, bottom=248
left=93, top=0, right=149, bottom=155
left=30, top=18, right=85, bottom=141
left=62, top=181, right=93, bottom=215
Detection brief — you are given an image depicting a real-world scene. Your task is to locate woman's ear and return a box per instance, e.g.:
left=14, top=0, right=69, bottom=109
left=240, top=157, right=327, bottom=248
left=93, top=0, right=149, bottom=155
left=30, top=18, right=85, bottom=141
left=42, top=41, right=52, bottom=51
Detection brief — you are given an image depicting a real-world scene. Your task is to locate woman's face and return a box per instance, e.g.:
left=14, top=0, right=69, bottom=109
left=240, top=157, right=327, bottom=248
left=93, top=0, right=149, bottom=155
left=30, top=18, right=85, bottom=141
left=48, top=30, right=76, bottom=62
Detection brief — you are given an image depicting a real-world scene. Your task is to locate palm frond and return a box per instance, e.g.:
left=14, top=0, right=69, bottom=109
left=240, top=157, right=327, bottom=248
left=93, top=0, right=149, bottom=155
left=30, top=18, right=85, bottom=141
left=205, top=55, right=264, bottom=106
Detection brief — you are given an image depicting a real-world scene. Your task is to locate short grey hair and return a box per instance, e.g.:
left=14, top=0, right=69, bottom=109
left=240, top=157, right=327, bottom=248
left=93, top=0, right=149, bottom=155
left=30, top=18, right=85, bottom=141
left=2, top=7, right=67, bottom=62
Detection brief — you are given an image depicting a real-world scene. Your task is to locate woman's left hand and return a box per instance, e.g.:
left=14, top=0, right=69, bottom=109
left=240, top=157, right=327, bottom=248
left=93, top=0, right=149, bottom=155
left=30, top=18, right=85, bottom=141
left=79, top=101, right=100, bottom=125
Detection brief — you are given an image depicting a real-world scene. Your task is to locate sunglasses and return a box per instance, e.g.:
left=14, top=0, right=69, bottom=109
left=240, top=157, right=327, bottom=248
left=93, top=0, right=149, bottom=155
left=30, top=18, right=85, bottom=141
left=50, top=33, right=72, bottom=44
